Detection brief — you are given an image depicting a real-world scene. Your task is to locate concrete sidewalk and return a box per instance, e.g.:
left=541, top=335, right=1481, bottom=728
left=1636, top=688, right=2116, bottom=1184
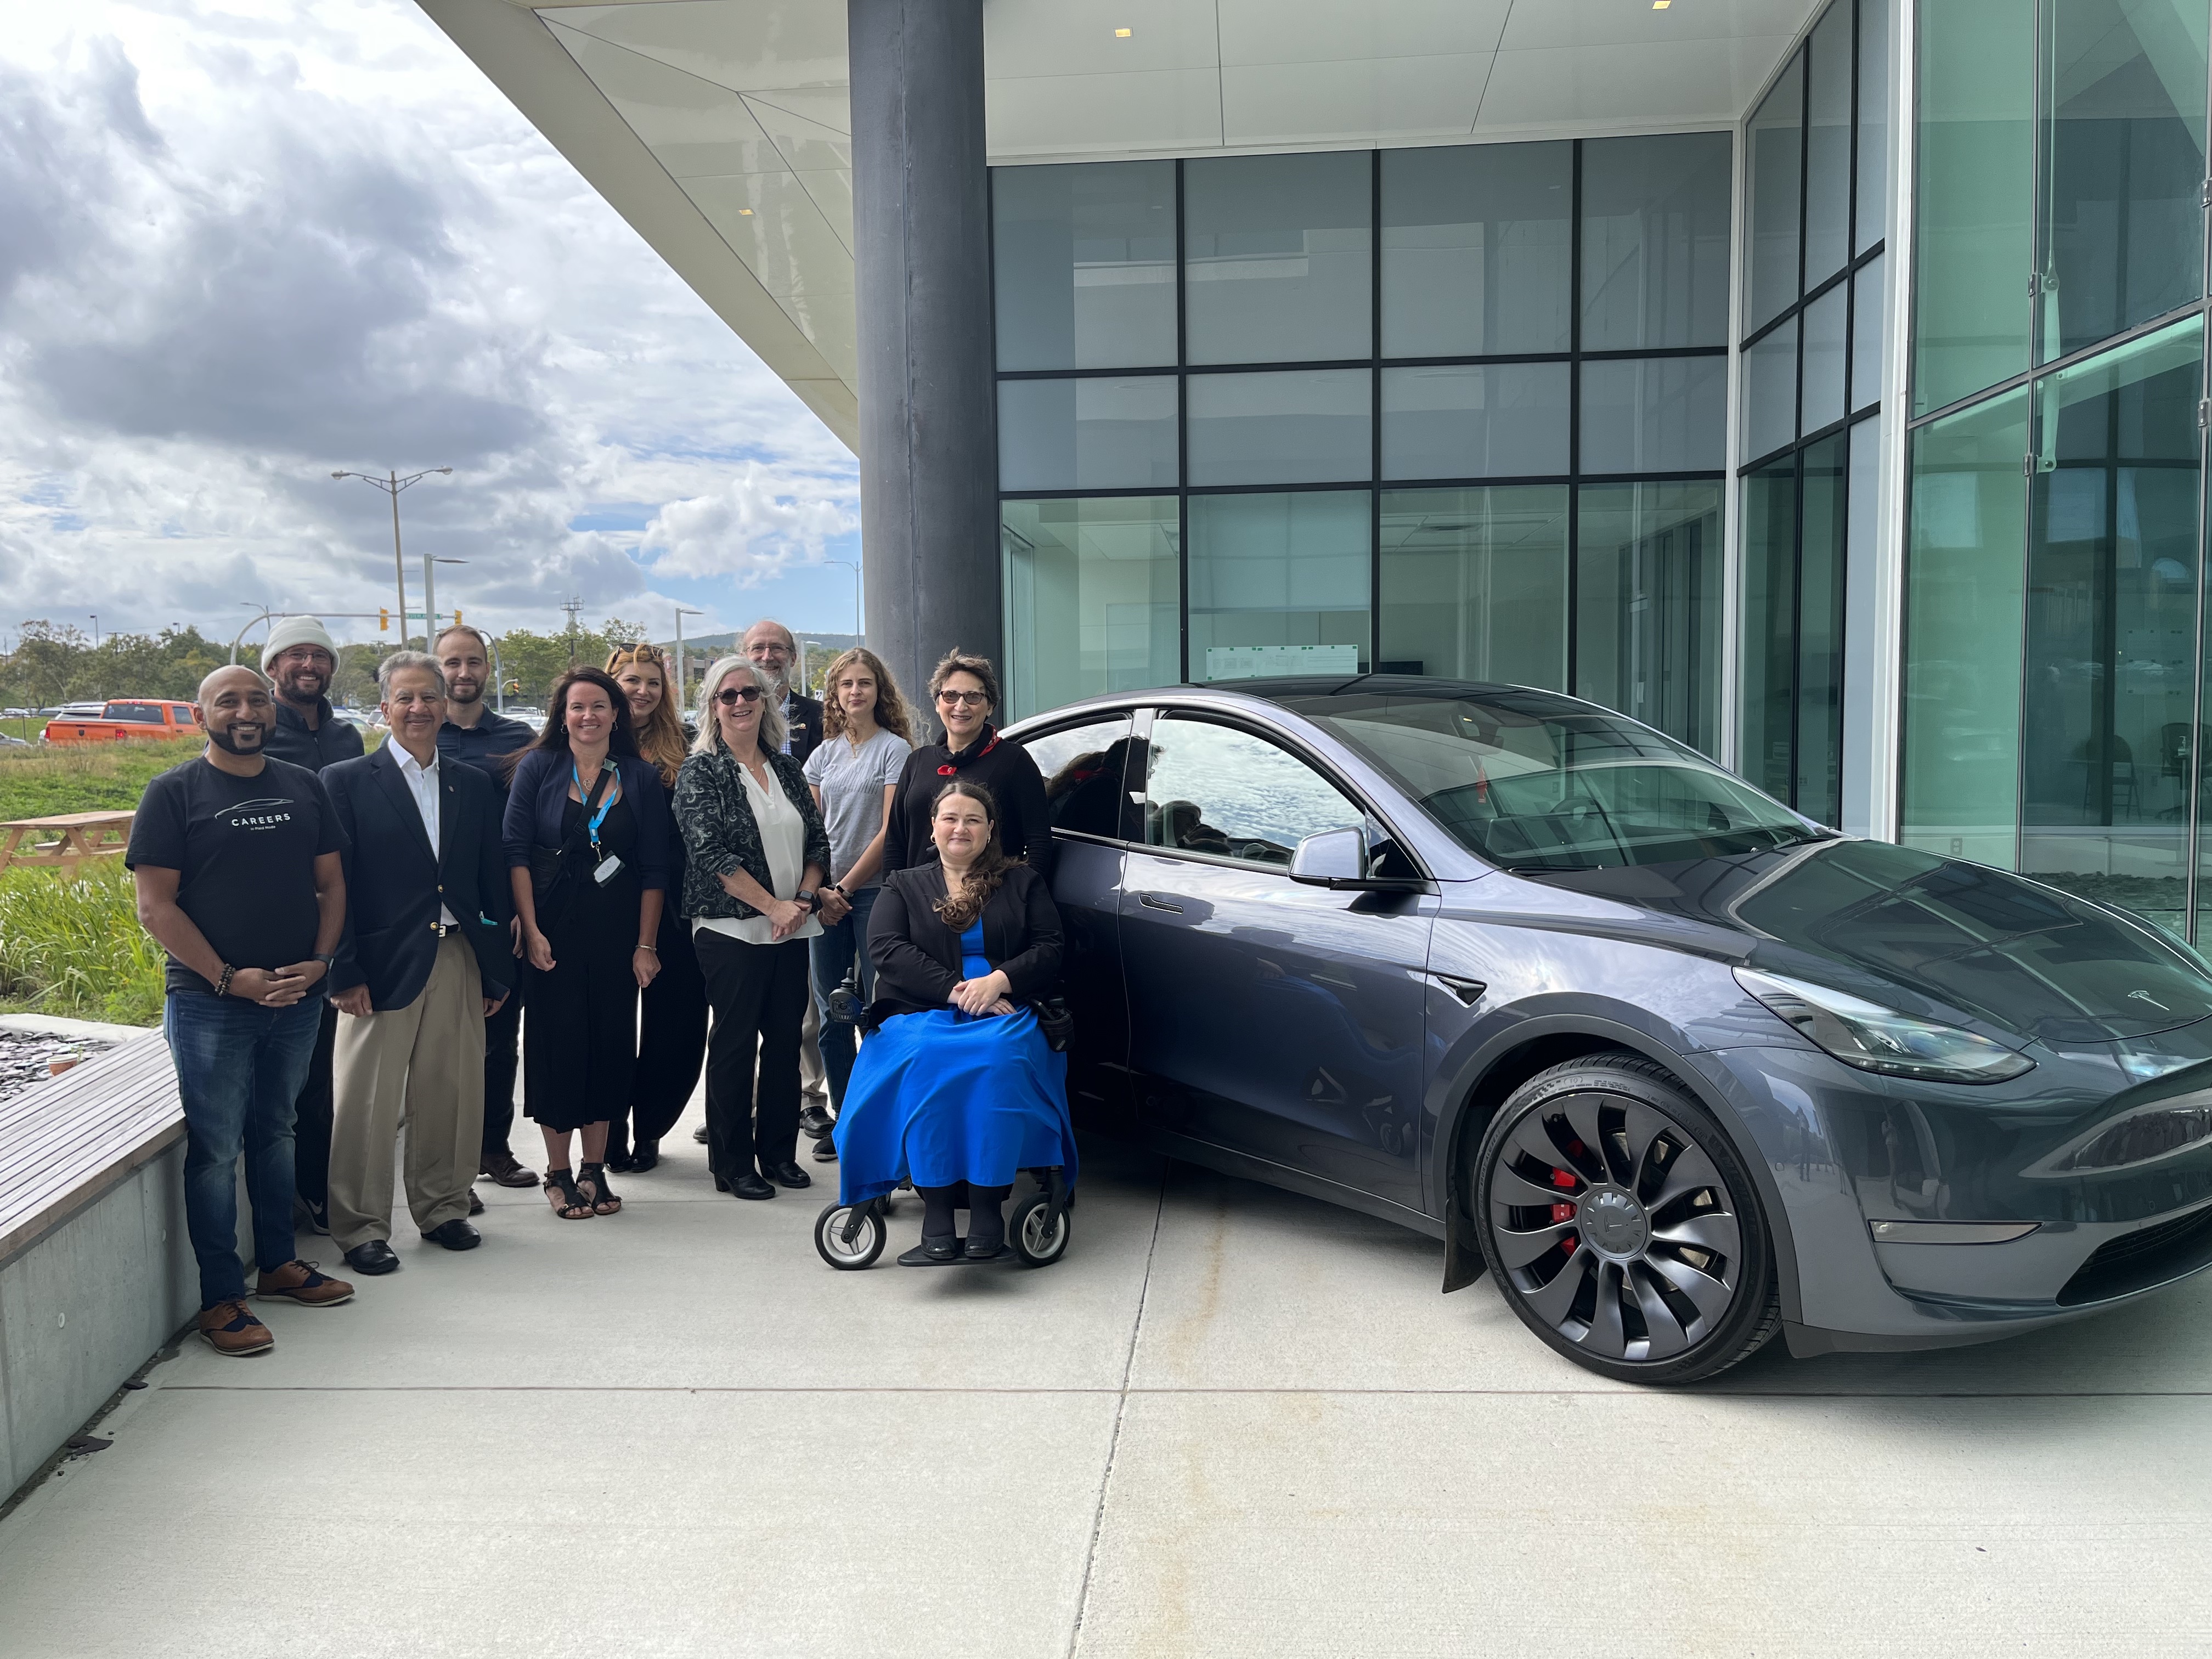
left=0, top=1094, right=2206, bottom=1658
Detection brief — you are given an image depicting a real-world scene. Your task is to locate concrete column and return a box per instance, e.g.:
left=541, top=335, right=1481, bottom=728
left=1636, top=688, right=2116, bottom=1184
left=848, top=0, right=1000, bottom=715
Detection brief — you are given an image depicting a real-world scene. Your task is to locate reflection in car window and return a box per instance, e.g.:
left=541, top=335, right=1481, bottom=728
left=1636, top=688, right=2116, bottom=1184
left=104, top=703, right=166, bottom=724
left=1293, top=690, right=1814, bottom=872
left=1022, top=716, right=1140, bottom=840
left=1142, top=716, right=1361, bottom=868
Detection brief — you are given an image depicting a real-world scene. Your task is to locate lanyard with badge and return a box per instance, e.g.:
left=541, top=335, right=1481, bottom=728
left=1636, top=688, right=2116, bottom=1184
left=573, top=760, right=624, bottom=885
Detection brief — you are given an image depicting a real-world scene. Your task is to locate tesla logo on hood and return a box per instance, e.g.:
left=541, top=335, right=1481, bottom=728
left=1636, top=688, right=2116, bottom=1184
left=2129, top=990, right=2171, bottom=1011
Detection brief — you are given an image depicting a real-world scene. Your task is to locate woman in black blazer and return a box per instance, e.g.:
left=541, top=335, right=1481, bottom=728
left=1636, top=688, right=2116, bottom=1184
left=501, top=667, right=668, bottom=1221
left=833, top=777, right=1078, bottom=1264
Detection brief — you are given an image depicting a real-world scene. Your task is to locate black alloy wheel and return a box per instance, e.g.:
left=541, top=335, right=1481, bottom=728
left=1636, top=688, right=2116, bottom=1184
left=1473, top=1054, right=1780, bottom=1385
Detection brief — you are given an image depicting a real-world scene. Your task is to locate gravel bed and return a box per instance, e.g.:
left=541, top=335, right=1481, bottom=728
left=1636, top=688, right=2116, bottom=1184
left=0, top=1029, right=116, bottom=1109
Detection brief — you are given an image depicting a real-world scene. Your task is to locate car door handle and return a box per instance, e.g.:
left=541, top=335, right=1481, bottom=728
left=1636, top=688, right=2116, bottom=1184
left=1137, top=893, right=1184, bottom=913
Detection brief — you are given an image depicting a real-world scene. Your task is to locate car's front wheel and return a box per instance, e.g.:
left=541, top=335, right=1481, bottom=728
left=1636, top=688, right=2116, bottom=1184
left=1473, top=1053, right=1780, bottom=1385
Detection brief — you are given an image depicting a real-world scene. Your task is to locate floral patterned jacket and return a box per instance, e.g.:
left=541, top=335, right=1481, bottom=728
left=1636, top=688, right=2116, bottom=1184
left=672, top=744, right=832, bottom=922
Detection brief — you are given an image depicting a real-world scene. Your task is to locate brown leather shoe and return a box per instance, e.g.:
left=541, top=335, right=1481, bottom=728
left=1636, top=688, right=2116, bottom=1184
left=198, top=1300, right=274, bottom=1356
left=479, top=1151, right=539, bottom=1188
left=255, top=1260, right=355, bottom=1307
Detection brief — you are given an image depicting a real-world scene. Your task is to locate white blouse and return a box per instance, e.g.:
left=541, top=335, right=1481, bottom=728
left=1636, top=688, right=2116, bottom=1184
left=693, top=760, right=823, bottom=946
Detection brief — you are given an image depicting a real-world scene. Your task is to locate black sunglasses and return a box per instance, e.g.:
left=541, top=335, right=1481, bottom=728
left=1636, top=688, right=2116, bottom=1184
left=715, top=685, right=764, bottom=706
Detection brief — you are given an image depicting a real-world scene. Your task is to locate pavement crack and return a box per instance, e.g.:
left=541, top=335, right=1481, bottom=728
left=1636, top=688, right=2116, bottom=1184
left=1065, top=1156, right=1169, bottom=1659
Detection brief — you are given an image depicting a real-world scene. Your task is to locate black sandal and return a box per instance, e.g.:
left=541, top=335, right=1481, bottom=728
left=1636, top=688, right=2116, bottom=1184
left=543, top=1169, right=594, bottom=1220
left=578, top=1161, right=622, bottom=1216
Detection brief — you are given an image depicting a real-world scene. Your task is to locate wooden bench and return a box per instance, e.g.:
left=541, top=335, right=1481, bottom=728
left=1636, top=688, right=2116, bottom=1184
left=0, top=1031, right=180, bottom=1269
left=0, top=811, right=135, bottom=876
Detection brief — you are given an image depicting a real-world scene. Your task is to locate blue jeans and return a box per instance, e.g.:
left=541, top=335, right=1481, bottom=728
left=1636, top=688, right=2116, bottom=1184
left=163, top=993, right=322, bottom=1308
left=809, top=884, right=878, bottom=1112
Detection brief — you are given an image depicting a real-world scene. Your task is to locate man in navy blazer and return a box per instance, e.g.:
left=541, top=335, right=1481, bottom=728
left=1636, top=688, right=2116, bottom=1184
left=321, top=652, right=515, bottom=1274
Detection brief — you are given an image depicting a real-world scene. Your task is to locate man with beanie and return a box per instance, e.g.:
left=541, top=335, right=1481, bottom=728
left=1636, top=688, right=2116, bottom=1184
left=262, top=617, right=366, bottom=773
left=259, top=616, right=365, bottom=1236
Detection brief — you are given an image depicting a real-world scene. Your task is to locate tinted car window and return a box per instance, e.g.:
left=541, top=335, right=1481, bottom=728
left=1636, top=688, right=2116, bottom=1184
left=1295, top=690, right=1811, bottom=870
left=1024, top=715, right=1139, bottom=839
left=104, top=703, right=166, bottom=724
left=1142, top=715, right=1362, bottom=867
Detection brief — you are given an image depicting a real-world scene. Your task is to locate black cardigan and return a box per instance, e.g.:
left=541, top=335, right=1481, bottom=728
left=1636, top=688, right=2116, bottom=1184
left=879, top=726, right=1056, bottom=880
left=866, top=863, right=1062, bottom=1022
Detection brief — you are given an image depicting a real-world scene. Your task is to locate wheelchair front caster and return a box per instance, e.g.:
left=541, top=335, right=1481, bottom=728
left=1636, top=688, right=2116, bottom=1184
left=814, top=1200, right=887, bottom=1269
left=1010, top=1190, right=1071, bottom=1267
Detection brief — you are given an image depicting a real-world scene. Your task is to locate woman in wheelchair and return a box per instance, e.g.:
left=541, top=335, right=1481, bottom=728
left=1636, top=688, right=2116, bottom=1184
left=832, top=778, right=1079, bottom=1263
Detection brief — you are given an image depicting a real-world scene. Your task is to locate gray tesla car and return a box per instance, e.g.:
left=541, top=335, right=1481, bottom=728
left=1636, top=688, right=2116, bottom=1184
left=1003, top=676, right=2212, bottom=1384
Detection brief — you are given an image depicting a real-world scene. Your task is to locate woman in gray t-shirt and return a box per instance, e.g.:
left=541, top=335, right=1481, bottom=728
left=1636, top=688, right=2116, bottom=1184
left=801, top=648, right=915, bottom=1143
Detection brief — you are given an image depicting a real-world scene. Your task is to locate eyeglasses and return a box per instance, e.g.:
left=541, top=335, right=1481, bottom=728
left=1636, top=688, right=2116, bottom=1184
left=715, top=685, right=764, bottom=706
left=936, top=689, right=990, bottom=707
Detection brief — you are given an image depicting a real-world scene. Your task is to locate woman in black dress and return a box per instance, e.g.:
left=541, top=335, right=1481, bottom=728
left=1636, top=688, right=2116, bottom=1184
left=879, top=650, right=1055, bottom=881
left=503, top=668, right=669, bottom=1220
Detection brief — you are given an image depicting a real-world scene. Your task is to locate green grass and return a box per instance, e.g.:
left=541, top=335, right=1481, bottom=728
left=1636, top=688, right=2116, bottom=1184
left=1, top=716, right=44, bottom=743
left=0, top=861, right=164, bottom=1026
left=0, top=740, right=193, bottom=822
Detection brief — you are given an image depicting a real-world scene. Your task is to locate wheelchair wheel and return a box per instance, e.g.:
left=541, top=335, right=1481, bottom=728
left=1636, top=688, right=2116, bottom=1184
left=1010, top=1192, right=1071, bottom=1268
left=814, top=1201, right=885, bottom=1270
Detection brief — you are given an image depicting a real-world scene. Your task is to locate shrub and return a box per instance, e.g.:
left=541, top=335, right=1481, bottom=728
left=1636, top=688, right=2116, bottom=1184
left=0, top=861, right=164, bottom=1026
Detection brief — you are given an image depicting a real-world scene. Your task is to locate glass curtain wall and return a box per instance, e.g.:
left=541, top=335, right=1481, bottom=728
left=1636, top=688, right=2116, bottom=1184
left=1903, top=0, right=2211, bottom=940
left=1738, top=0, right=1891, bottom=830
left=994, top=137, right=1734, bottom=752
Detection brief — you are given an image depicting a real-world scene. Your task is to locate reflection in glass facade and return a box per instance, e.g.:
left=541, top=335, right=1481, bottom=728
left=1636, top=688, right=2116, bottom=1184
left=1739, top=0, right=1889, bottom=828
left=1002, top=497, right=1180, bottom=716
left=1904, top=0, right=2212, bottom=939
left=996, top=137, right=1733, bottom=747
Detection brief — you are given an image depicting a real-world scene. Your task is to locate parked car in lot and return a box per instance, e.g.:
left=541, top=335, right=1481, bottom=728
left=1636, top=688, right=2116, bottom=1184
left=1005, top=676, right=2212, bottom=1383
left=42, top=699, right=199, bottom=745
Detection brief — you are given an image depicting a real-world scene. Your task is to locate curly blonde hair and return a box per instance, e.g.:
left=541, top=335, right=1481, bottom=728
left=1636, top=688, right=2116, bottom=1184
left=820, top=647, right=915, bottom=744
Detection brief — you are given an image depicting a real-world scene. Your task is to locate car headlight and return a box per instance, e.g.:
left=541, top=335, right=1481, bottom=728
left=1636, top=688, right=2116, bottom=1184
left=1734, top=968, right=2035, bottom=1084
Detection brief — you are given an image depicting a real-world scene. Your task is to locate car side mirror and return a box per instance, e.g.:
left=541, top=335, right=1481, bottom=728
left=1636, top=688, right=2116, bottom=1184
left=1292, top=827, right=1428, bottom=892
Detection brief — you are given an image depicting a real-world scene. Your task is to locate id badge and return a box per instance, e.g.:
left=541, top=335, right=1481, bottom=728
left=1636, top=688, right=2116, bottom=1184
left=593, top=853, right=625, bottom=885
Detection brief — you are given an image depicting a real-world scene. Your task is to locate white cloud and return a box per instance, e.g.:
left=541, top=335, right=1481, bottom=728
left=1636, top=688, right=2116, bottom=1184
left=0, top=1, right=855, bottom=646
left=640, top=463, right=859, bottom=584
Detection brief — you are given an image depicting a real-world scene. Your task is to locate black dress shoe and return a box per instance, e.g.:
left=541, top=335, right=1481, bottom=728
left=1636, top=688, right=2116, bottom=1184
left=898, top=1235, right=963, bottom=1265
left=810, top=1133, right=838, bottom=1163
left=343, top=1239, right=400, bottom=1275
left=728, top=1171, right=775, bottom=1200
left=467, top=1188, right=484, bottom=1216
left=421, top=1218, right=482, bottom=1251
left=964, top=1235, right=1008, bottom=1262
left=765, top=1160, right=811, bottom=1189
left=605, top=1153, right=637, bottom=1175
left=798, top=1103, right=833, bottom=1139
left=692, top=1124, right=710, bottom=1144
left=629, top=1141, right=659, bottom=1173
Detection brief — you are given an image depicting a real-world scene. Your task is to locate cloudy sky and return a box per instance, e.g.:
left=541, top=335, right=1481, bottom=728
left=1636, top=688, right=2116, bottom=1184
left=0, top=0, right=861, bottom=654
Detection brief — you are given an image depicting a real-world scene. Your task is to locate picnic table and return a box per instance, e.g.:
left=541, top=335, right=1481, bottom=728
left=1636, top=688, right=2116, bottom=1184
left=0, top=811, right=135, bottom=874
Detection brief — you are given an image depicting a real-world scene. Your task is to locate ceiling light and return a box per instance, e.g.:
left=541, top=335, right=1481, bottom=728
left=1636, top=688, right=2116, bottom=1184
left=1114, top=27, right=1132, bottom=37
left=1652, top=1, right=1670, bottom=9
left=737, top=207, right=753, bottom=215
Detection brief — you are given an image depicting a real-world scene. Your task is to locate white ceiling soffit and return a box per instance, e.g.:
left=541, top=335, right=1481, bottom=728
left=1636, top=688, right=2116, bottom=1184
left=426, top=0, right=1822, bottom=455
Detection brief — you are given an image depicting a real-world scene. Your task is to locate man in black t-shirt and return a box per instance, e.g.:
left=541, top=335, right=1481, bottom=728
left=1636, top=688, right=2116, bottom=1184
left=128, top=665, right=356, bottom=1357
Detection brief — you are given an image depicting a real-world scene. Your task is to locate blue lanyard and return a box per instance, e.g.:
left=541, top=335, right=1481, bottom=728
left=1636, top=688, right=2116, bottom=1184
left=572, top=760, right=617, bottom=848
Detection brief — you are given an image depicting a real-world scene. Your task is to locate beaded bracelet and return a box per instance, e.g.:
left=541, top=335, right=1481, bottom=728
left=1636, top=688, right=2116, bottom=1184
left=216, top=963, right=235, bottom=997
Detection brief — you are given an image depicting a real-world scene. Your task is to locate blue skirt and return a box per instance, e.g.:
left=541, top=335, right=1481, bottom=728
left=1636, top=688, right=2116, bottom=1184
left=833, top=1007, right=1079, bottom=1205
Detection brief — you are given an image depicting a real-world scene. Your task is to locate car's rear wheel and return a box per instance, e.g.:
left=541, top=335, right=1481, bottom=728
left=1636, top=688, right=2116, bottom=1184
left=1472, top=1053, right=1780, bottom=1385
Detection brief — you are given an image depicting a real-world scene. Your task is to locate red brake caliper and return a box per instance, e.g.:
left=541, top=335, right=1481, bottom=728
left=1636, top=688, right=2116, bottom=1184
left=1550, top=1158, right=1579, bottom=1250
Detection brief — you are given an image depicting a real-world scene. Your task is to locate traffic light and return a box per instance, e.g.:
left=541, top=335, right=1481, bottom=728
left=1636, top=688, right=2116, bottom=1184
left=452, top=608, right=463, bottom=625
left=379, top=608, right=390, bottom=633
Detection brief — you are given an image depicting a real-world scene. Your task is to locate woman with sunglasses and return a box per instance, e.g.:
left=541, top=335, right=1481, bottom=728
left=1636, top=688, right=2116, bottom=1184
left=603, top=643, right=707, bottom=1173
left=879, top=651, right=1055, bottom=882
left=672, top=656, right=841, bottom=1200
left=501, top=667, right=669, bottom=1220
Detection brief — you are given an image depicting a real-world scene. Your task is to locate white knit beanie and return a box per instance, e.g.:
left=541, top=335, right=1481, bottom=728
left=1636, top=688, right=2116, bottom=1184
left=261, top=616, right=340, bottom=670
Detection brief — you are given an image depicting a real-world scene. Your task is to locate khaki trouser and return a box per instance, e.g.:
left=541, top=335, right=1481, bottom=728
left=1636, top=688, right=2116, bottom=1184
left=328, top=935, right=487, bottom=1253
left=799, top=987, right=827, bottom=1102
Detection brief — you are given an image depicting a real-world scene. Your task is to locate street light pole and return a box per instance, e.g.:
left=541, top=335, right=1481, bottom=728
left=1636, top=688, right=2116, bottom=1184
left=332, top=466, right=452, bottom=646
left=428, top=557, right=468, bottom=640
left=826, top=558, right=862, bottom=641
left=674, top=606, right=704, bottom=721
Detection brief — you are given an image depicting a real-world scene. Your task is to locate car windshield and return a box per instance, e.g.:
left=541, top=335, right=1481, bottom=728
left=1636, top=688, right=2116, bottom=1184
left=1292, top=689, right=1816, bottom=872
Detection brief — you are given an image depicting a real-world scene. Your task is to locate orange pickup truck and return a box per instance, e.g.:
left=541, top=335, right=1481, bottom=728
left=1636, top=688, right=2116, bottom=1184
left=42, top=700, right=200, bottom=744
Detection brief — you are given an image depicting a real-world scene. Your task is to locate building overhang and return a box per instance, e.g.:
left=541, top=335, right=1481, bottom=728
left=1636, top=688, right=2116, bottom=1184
left=419, top=0, right=1819, bottom=454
